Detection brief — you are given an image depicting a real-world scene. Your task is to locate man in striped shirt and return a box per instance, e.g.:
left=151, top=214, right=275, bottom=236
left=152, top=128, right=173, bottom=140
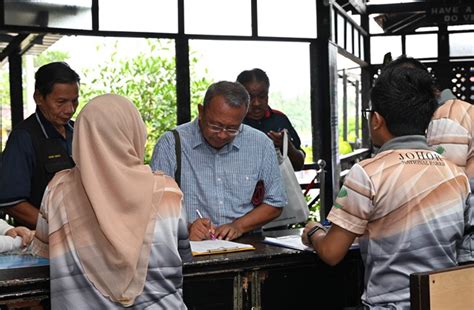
left=151, top=81, right=287, bottom=241
left=302, top=63, right=473, bottom=309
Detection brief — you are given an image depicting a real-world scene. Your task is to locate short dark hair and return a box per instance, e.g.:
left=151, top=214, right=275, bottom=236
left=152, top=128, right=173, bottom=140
left=35, top=62, right=80, bottom=97
left=383, top=55, right=440, bottom=91
left=370, top=65, right=437, bottom=136
left=383, top=55, right=428, bottom=72
left=203, top=81, right=250, bottom=110
left=236, top=68, right=270, bottom=89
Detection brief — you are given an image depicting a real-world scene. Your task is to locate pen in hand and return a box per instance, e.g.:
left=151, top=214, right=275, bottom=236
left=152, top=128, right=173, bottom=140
left=195, top=209, right=216, bottom=240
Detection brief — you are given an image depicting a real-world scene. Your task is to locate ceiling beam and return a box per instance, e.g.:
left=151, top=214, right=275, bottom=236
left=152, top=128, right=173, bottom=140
left=379, top=12, right=428, bottom=34
left=367, top=1, right=427, bottom=15
left=0, top=33, right=42, bottom=65
left=0, top=33, right=15, bottom=43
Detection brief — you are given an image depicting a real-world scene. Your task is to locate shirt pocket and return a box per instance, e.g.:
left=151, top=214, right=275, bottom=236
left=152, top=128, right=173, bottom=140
left=225, top=173, right=259, bottom=205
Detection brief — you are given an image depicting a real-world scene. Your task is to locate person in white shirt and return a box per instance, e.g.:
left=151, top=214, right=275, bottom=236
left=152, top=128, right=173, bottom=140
left=0, top=219, right=34, bottom=253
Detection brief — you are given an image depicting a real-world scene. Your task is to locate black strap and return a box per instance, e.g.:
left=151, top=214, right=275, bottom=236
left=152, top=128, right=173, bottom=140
left=171, top=129, right=181, bottom=187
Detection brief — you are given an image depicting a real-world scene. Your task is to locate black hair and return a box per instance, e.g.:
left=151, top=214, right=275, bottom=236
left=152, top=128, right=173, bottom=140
left=34, top=62, right=80, bottom=97
left=203, top=81, right=250, bottom=110
left=370, top=65, right=438, bottom=137
left=383, top=55, right=429, bottom=72
left=384, top=55, right=442, bottom=89
left=236, top=68, right=270, bottom=89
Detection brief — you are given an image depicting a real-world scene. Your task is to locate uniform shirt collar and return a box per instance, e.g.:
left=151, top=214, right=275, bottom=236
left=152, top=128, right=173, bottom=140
left=378, top=135, right=431, bottom=153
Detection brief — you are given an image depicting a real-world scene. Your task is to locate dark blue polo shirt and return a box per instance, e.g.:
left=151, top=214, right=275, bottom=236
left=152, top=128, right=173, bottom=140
left=243, top=107, right=303, bottom=151
left=0, top=109, right=73, bottom=208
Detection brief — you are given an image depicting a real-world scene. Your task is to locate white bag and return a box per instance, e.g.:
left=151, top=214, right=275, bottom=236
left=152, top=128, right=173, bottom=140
left=263, top=130, right=309, bottom=229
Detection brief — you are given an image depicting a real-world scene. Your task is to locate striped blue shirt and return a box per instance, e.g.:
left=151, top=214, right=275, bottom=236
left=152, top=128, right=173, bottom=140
left=150, top=118, right=287, bottom=226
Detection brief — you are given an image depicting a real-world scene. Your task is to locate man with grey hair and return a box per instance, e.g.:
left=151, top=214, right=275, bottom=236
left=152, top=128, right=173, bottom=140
left=151, top=81, right=286, bottom=241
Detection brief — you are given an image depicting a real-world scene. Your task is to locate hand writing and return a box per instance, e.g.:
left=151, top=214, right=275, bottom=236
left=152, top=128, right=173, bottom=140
left=189, top=218, right=216, bottom=241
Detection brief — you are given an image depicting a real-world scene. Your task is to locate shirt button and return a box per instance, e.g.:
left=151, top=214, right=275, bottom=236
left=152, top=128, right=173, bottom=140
left=217, top=178, right=221, bottom=182
left=219, top=201, right=223, bottom=204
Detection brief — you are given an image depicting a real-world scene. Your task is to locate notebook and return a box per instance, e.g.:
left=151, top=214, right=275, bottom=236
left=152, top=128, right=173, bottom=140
left=263, top=235, right=313, bottom=252
left=263, top=234, right=360, bottom=251
left=190, top=239, right=255, bottom=256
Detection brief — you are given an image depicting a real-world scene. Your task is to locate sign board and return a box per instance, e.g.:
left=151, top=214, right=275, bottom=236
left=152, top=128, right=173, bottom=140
left=427, top=3, right=474, bottom=25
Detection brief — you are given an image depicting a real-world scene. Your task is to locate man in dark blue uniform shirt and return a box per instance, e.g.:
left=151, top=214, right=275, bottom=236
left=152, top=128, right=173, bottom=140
left=237, top=68, right=305, bottom=171
left=0, top=62, right=80, bottom=228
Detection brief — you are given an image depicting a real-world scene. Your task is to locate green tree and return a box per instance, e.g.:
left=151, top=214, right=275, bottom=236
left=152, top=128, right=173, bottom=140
left=80, top=39, right=211, bottom=163
left=34, top=50, right=69, bottom=67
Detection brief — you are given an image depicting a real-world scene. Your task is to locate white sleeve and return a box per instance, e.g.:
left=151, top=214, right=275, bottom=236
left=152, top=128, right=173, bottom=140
left=0, top=219, right=14, bottom=235
left=0, top=236, right=23, bottom=253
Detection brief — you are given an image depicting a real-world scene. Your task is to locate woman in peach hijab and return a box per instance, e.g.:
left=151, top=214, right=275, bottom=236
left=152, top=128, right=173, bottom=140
left=31, top=94, right=192, bottom=309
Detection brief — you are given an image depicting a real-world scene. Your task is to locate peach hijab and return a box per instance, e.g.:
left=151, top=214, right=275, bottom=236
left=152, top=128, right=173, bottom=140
left=64, top=94, right=157, bottom=306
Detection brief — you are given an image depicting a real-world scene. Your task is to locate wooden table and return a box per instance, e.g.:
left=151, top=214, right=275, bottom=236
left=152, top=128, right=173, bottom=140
left=183, top=229, right=364, bottom=310
left=0, top=255, right=49, bottom=309
left=0, top=229, right=364, bottom=310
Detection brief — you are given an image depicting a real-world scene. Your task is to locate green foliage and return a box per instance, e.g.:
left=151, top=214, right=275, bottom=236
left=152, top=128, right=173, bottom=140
left=302, top=145, right=313, bottom=163
left=79, top=39, right=211, bottom=163
left=308, top=199, right=321, bottom=222
left=339, top=138, right=352, bottom=155
left=34, top=51, right=69, bottom=67
left=339, top=116, right=363, bottom=155
left=270, top=92, right=311, bottom=139
left=0, top=70, right=9, bottom=107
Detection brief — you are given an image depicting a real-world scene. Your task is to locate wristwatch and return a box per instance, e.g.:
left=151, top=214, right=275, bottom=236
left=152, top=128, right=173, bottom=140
left=306, top=225, right=326, bottom=240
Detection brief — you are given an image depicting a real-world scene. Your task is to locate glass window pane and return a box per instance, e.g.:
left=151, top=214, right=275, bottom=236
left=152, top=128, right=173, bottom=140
left=347, top=11, right=361, bottom=26
left=331, top=10, right=336, bottom=42
left=448, top=25, right=474, bottom=31
left=415, top=26, right=438, bottom=32
left=337, top=13, right=345, bottom=47
left=346, top=24, right=353, bottom=53
left=99, top=0, right=178, bottom=33
left=450, top=33, right=474, bottom=57
left=354, top=29, right=359, bottom=58
left=185, top=0, right=251, bottom=36
left=4, top=0, right=92, bottom=30
left=337, top=54, right=362, bottom=148
left=406, top=34, right=437, bottom=58
left=258, top=0, right=316, bottom=38
left=370, top=36, right=402, bottom=64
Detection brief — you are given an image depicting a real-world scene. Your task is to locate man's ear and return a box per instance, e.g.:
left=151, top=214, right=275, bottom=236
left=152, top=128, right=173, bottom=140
left=33, top=90, right=43, bottom=106
left=197, top=104, right=203, bottom=121
left=371, top=111, right=385, bottom=131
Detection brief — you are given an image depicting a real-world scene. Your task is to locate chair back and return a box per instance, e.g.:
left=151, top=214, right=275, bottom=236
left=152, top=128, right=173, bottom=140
left=410, top=264, right=474, bottom=310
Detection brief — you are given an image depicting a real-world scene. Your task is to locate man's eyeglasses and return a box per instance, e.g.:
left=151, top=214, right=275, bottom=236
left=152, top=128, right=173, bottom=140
left=207, top=123, right=242, bottom=136
left=362, top=108, right=374, bottom=119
